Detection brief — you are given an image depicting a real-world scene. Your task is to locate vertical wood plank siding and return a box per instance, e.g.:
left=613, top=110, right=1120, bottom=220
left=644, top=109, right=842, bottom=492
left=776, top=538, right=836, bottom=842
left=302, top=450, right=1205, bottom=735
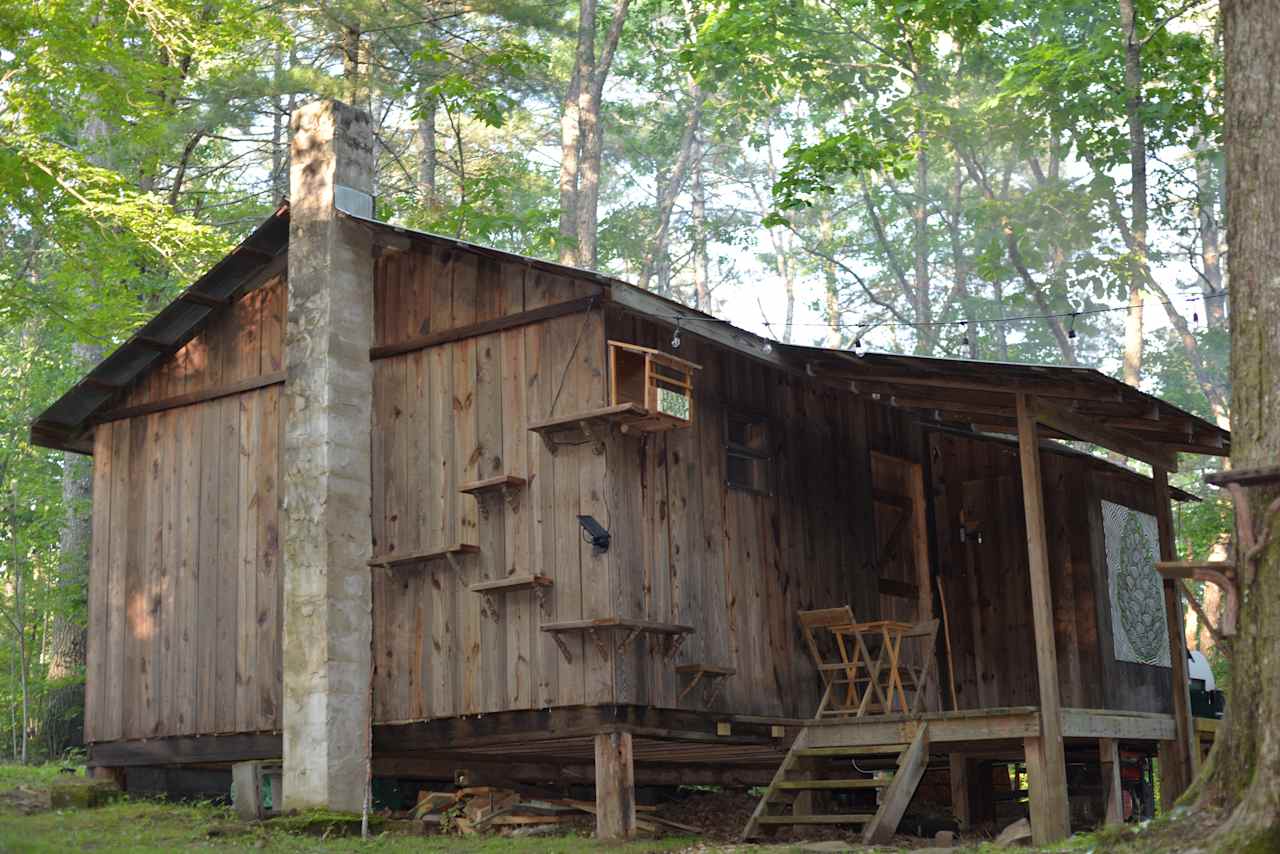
left=84, top=279, right=285, bottom=742
left=86, top=240, right=1179, bottom=745
left=927, top=430, right=1172, bottom=714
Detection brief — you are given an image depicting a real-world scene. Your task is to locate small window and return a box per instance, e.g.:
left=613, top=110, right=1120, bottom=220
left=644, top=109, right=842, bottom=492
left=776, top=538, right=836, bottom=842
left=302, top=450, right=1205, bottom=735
left=726, top=412, right=772, bottom=494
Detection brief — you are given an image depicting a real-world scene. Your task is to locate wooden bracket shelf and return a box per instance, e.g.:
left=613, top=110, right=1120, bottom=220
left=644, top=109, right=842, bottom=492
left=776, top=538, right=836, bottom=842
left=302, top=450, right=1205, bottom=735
left=469, top=574, right=552, bottom=619
left=540, top=617, right=695, bottom=664
left=528, top=403, right=688, bottom=455
left=675, top=663, right=737, bottom=705
left=367, top=543, right=479, bottom=571
left=460, top=475, right=527, bottom=518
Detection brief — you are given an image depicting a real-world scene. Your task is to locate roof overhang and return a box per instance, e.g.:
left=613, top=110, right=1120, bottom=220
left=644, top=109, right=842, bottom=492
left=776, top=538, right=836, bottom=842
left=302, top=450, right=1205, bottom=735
left=30, top=203, right=290, bottom=454
left=784, top=345, right=1229, bottom=469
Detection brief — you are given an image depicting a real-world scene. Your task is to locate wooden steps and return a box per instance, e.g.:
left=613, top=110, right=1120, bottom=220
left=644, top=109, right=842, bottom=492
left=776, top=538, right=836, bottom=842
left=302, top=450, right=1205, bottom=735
left=740, top=723, right=931, bottom=843
left=757, top=814, right=876, bottom=825
left=775, top=779, right=886, bottom=790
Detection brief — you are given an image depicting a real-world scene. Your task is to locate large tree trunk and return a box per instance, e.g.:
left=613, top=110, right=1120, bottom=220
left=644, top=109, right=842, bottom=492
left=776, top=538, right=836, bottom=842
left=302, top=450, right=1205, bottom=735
left=1120, top=0, right=1148, bottom=388
left=1190, top=1, right=1280, bottom=846
left=558, top=68, right=582, bottom=266
left=1197, top=146, right=1228, bottom=330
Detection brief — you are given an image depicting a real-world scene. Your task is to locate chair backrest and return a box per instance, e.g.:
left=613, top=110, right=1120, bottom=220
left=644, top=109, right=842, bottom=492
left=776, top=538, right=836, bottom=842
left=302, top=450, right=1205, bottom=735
left=901, top=618, right=940, bottom=639
left=798, top=607, right=855, bottom=630
left=798, top=606, right=856, bottom=670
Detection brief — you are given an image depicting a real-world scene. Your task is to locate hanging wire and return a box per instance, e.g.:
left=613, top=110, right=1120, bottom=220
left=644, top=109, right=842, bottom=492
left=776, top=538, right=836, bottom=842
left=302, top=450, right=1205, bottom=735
left=645, top=290, right=1226, bottom=336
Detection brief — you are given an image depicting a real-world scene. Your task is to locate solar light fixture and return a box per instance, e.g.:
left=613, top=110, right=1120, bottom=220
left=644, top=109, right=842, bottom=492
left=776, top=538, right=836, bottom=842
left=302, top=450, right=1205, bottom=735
left=577, top=514, right=611, bottom=554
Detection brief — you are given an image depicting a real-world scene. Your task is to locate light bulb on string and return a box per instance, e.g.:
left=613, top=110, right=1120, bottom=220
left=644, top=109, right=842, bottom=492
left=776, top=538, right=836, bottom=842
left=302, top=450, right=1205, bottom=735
left=1067, top=312, right=1079, bottom=340
left=671, top=318, right=682, bottom=350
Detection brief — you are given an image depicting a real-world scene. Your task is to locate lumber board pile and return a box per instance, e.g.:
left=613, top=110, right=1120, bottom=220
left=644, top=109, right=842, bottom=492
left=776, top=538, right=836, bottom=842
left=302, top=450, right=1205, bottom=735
left=408, top=786, right=702, bottom=836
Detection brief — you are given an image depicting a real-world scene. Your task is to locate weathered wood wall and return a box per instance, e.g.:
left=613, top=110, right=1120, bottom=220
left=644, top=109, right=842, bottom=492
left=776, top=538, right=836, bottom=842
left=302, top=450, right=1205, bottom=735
left=928, top=429, right=1172, bottom=714
left=368, top=246, right=614, bottom=721
left=86, top=281, right=284, bottom=743
left=603, top=312, right=896, bottom=718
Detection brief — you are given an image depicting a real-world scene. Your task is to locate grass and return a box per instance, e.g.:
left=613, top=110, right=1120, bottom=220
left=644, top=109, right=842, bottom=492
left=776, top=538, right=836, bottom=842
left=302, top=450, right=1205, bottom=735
left=0, top=764, right=702, bottom=853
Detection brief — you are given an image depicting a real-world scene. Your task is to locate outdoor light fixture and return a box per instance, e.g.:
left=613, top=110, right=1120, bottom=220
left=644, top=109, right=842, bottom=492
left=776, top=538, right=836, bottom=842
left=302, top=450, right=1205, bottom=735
left=577, top=514, right=611, bottom=554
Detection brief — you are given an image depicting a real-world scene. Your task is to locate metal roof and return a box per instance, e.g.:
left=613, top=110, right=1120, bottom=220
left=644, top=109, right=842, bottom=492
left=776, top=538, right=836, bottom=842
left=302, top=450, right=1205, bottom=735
left=32, top=201, right=1230, bottom=466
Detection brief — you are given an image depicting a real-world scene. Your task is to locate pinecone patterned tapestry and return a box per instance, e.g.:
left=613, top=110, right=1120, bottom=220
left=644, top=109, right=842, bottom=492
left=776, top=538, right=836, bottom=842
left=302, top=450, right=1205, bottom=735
left=1102, top=500, right=1170, bottom=667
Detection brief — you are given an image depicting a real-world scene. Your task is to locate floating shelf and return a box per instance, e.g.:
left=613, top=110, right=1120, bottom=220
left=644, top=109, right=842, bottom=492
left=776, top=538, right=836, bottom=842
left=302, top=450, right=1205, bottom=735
left=528, top=403, right=688, bottom=454
left=470, top=573, right=553, bottom=619
left=459, top=475, right=527, bottom=517
left=470, top=573, right=552, bottom=593
left=459, top=474, right=528, bottom=496
left=367, top=543, right=479, bottom=570
left=540, top=617, right=695, bottom=664
left=675, top=663, right=737, bottom=705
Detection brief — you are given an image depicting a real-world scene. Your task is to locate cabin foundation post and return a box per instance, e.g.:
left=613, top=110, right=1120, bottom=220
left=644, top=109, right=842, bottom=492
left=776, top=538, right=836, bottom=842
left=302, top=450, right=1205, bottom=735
left=280, top=98, right=376, bottom=813
left=1153, top=469, right=1196, bottom=805
left=949, top=753, right=971, bottom=831
left=1015, top=395, right=1071, bottom=844
left=594, top=731, right=636, bottom=839
left=1099, top=737, right=1123, bottom=825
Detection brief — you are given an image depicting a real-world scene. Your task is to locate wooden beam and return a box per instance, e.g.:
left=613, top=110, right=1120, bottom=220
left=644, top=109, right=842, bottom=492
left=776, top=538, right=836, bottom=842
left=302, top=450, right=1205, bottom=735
left=178, top=290, right=228, bottom=308
left=594, top=732, right=636, bottom=840
left=949, top=754, right=971, bottom=831
left=1154, top=468, right=1197, bottom=799
left=1031, top=398, right=1179, bottom=472
left=91, top=371, right=286, bottom=424
left=1100, top=737, right=1123, bottom=826
left=370, top=295, right=600, bottom=360
left=1015, top=394, right=1070, bottom=845
left=88, top=732, right=281, bottom=767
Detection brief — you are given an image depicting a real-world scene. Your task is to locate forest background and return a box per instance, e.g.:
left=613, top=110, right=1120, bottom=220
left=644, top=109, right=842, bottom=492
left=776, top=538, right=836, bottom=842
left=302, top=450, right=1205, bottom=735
left=0, top=0, right=1233, bottom=762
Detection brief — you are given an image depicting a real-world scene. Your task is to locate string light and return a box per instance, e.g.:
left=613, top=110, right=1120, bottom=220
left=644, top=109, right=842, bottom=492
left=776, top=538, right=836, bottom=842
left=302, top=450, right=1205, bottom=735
left=1068, top=312, right=1079, bottom=340
left=671, top=317, right=682, bottom=350
left=640, top=290, right=1226, bottom=336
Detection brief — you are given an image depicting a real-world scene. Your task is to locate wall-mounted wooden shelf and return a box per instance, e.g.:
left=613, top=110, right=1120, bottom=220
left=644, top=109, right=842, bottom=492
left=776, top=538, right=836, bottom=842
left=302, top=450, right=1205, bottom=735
left=470, top=573, right=553, bottom=619
left=540, top=617, right=695, bottom=663
left=675, top=663, right=737, bottom=705
left=528, top=403, right=686, bottom=454
left=459, top=475, right=527, bottom=517
left=367, top=543, right=479, bottom=570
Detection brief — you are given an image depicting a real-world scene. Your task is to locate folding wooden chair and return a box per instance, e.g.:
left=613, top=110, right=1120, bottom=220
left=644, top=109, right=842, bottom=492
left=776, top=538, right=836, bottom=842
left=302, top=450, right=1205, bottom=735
left=798, top=606, right=889, bottom=718
left=891, top=618, right=941, bottom=715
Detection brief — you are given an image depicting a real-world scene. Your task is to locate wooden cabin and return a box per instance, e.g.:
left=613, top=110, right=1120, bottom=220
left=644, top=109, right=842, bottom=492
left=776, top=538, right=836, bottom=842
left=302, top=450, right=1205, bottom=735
left=31, top=100, right=1230, bottom=843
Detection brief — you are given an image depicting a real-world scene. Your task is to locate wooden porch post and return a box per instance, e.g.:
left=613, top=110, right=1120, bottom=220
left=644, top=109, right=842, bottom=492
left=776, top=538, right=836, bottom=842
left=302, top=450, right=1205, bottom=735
left=1100, top=737, right=1123, bottom=826
left=1015, top=394, right=1071, bottom=844
left=1153, top=468, right=1197, bottom=806
left=594, top=731, right=636, bottom=839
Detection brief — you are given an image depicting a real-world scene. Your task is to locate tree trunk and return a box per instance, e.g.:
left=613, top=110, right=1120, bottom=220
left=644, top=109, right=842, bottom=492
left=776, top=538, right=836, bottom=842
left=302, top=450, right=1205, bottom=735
left=1120, top=0, right=1148, bottom=388
left=690, top=133, right=710, bottom=312
left=574, top=0, right=632, bottom=270
left=558, top=68, right=582, bottom=266
left=417, top=91, right=438, bottom=205
left=912, top=110, right=932, bottom=355
left=1190, top=2, right=1280, bottom=846
left=820, top=208, right=842, bottom=347
left=637, top=93, right=704, bottom=289
left=1196, top=146, right=1228, bottom=329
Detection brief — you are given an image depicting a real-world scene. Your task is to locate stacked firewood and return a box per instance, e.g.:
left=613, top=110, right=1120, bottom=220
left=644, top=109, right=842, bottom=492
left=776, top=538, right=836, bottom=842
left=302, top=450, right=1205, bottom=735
left=410, top=786, right=701, bottom=836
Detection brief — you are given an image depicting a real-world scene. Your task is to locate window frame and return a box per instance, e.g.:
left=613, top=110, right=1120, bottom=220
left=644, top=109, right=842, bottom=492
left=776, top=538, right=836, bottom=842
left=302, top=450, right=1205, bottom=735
left=724, top=409, right=773, bottom=495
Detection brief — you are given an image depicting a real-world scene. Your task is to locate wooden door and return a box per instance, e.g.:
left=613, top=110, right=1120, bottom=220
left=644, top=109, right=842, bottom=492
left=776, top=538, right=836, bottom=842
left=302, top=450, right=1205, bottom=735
left=869, top=452, right=936, bottom=710
left=959, top=476, right=1036, bottom=708
left=869, top=452, right=933, bottom=624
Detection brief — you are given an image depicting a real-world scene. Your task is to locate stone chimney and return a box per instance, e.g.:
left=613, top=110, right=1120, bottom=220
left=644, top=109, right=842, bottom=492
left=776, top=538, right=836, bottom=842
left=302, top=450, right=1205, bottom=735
left=281, top=99, right=375, bottom=812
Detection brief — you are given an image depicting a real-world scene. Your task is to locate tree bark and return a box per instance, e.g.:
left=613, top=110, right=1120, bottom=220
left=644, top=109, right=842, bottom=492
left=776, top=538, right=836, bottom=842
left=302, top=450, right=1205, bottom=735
left=558, top=67, right=582, bottom=266
left=417, top=91, right=438, bottom=205
left=574, top=0, right=632, bottom=269
left=1196, top=146, right=1229, bottom=329
left=1190, top=2, right=1280, bottom=847
left=690, top=133, right=710, bottom=311
left=1120, top=0, right=1148, bottom=388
